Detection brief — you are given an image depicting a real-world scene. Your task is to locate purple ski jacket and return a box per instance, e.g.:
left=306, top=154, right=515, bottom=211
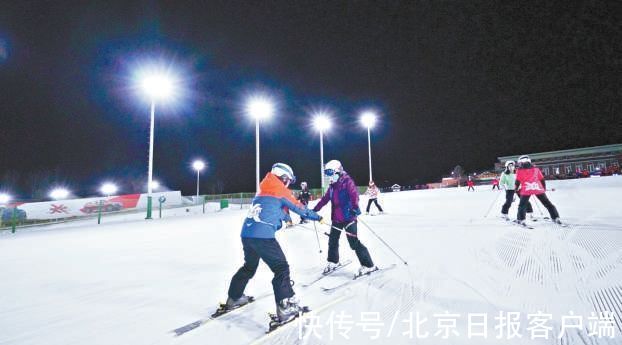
left=313, top=171, right=360, bottom=223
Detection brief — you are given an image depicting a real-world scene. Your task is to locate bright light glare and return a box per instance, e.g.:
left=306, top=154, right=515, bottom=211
left=141, top=74, right=174, bottom=100
left=246, top=96, right=274, bottom=120
left=0, top=193, right=10, bottom=204
left=150, top=180, right=160, bottom=190
left=313, top=113, right=332, bottom=132
left=360, top=111, right=377, bottom=129
left=100, top=183, right=118, bottom=196
left=193, top=160, right=205, bottom=171
left=49, top=188, right=70, bottom=200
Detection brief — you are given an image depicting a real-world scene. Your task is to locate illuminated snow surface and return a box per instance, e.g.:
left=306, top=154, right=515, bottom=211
left=1, top=176, right=621, bottom=345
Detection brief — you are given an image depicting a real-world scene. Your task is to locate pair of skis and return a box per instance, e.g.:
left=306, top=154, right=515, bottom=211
left=171, top=259, right=353, bottom=336
left=504, top=217, right=568, bottom=229
left=321, top=263, right=397, bottom=292
left=172, top=259, right=394, bottom=336
left=301, top=259, right=353, bottom=287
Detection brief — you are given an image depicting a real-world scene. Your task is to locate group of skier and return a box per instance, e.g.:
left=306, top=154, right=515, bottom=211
left=499, top=155, right=561, bottom=226
left=217, top=154, right=562, bottom=329
left=222, top=160, right=382, bottom=325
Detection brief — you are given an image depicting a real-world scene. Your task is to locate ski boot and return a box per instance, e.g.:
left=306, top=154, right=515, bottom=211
left=212, top=294, right=254, bottom=317
left=357, top=265, right=379, bottom=276
left=501, top=213, right=510, bottom=221
left=276, top=295, right=303, bottom=323
left=225, top=294, right=252, bottom=309
left=323, top=261, right=340, bottom=274
left=552, top=218, right=562, bottom=225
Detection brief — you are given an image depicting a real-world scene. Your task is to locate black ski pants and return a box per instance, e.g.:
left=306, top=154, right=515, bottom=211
left=228, top=237, right=294, bottom=303
left=517, top=194, right=559, bottom=221
left=327, top=221, right=374, bottom=268
left=501, top=190, right=534, bottom=215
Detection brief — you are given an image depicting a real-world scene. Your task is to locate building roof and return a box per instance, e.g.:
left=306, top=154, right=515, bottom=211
left=497, top=144, right=622, bottom=162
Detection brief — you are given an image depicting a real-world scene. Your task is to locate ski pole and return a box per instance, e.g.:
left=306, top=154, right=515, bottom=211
left=483, top=190, right=503, bottom=218
left=299, top=222, right=357, bottom=238
left=323, top=230, right=357, bottom=238
left=312, top=221, right=323, bottom=253
left=327, top=223, right=358, bottom=237
left=357, top=218, right=408, bottom=265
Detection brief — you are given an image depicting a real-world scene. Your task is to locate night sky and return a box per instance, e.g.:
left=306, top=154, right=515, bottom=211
left=1, top=1, right=620, bottom=198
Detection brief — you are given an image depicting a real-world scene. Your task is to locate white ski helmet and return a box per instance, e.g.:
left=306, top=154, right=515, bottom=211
left=504, top=160, right=515, bottom=168
left=271, top=162, right=296, bottom=184
left=324, top=160, right=343, bottom=174
left=300, top=181, right=308, bottom=189
left=324, top=160, right=343, bottom=184
left=517, top=155, right=531, bottom=167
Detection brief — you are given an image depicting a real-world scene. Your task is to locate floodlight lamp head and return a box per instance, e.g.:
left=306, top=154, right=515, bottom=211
left=193, top=160, right=205, bottom=171
left=361, top=111, right=377, bottom=128
left=246, top=96, right=274, bottom=120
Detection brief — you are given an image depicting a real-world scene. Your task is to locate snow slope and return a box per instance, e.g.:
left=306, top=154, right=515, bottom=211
left=1, top=176, right=621, bottom=345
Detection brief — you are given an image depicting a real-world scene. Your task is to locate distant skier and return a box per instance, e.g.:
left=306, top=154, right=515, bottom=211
left=514, top=155, right=561, bottom=225
left=467, top=177, right=475, bottom=191
left=313, top=160, right=377, bottom=275
left=365, top=181, right=384, bottom=215
left=500, top=160, right=534, bottom=220
left=223, top=163, right=324, bottom=323
left=297, top=181, right=311, bottom=224
left=492, top=177, right=500, bottom=190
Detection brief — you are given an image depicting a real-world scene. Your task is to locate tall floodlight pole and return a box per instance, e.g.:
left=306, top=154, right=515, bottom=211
left=256, top=119, right=260, bottom=192
left=312, top=113, right=331, bottom=193
left=139, top=72, right=174, bottom=219
left=320, top=130, right=324, bottom=191
left=192, top=160, right=205, bottom=204
left=361, top=111, right=377, bottom=183
left=246, top=96, right=274, bottom=193
left=147, top=99, right=155, bottom=213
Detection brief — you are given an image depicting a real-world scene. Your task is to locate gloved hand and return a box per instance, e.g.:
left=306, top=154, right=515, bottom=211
left=351, top=207, right=362, bottom=216
left=319, top=217, right=329, bottom=225
left=286, top=221, right=294, bottom=228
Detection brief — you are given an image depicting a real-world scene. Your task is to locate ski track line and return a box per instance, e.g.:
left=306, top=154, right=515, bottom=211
left=483, top=219, right=622, bottom=338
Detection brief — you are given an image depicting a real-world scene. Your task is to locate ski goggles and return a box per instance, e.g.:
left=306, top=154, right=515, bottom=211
left=277, top=174, right=296, bottom=185
left=324, top=169, right=338, bottom=176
